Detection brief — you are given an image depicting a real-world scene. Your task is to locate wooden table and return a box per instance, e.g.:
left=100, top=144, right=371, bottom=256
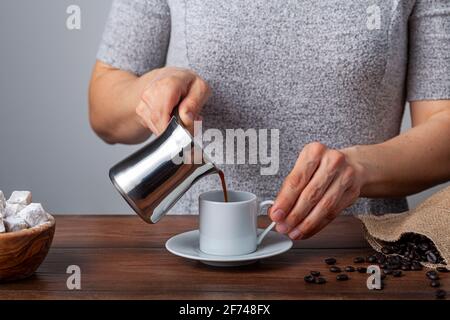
left=0, top=215, right=447, bottom=300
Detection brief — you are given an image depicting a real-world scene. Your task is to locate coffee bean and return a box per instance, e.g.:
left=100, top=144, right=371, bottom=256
left=430, top=280, right=440, bottom=288
left=366, top=255, right=377, bottom=263
left=353, top=257, right=365, bottom=264
left=304, top=275, right=315, bottom=283
left=388, top=255, right=401, bottom=264
left=344, top=266, right=355, bottom=272
left=329, top=266, right=341, bottom=273
left=436, top=267, right=449, bottom=273
left=378, top=233, right=445, bottom=267
left=357, top=267, right=367, bottom=273
left=426, top=251, right=438, bottom=264
left=388, top=263, right=401, bottom=270
left=419, top=242, right=429, bottom=251
left=325, top=258, right=337, bottom=265
left=377, top=255, right=386, bottom=264
left=435, top=289, right=446, bottom=299
left=401, top=264, right=411, bottom=271
left=381, top=246, right=393, bottom=255
left=336, top=274, right=349, bottom=281
left=392, top=270, right=402, bottom=277
left=383, top=269, right=393, bottom=275
left=380, top=263, right=388, bottom=269
left=426, top=270, right=439, bottom=280
left=315, top=277, right=326, bottom=284
left=401, top=257, right=412, bottom=263
left=411, top=263, right=423, bottom=271
left=310, top=271, right=321, bottom=277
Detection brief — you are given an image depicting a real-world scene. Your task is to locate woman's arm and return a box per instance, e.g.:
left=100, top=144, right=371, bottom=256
left=270, top=101, right=450, bottom=240
left=343, top=100, right=450, bottom=197
left=89, top=61, right=157, bottom=144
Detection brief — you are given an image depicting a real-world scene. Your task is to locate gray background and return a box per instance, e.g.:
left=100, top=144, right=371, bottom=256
left=0, top=0, right=448, bottom=214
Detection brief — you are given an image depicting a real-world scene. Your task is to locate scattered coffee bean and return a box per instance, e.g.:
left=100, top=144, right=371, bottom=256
left=310, top=271, right=321, bottom=277
left=430, top=280, right=440, bottom=288
left=353, top=257, right=365, bottom=264
left=435, top=289, right=446, bottom=299
left=315, top=277, right=326, bottom=284
left=419, top=242, right=429, bottom=251
left=344, top=266, right=355, bottom=272
left=388, top=255, right=401, bottom=264
left=392, top=270, right=402, bottom=277
left=312, top=242, right=446, bottom=296
left=336, top=274, right=349, bottom=281
left=388, top=263, right=401, bottom=270
left=357, top=267, right=367, bottom=273
left=383, top=269, right=393, bottom=275
left=411, top=262, right=423, bottom=271
left=426, top=270, right=439, bottom=280
left=377, top=255, right=386, bottom=264
left=381, top=246, right=393, bottom=255
left=304, top=275, right=315, bottom=283
left=329, top=266, right=341, bottom=273
left=426, top=251, right=438, bottom=264
left=401, top=264, right=411, bottom=271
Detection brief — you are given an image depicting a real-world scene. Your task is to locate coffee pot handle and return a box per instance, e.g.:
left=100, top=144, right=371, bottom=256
left=171, top=104, right=180, bottom=120
left=256, top=200, right=277, bottom=246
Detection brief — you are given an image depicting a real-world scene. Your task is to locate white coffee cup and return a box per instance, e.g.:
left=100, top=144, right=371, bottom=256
left=199, top=190, right=276, bottom=256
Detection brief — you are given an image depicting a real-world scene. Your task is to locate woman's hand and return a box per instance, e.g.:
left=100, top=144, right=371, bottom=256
left=136, top=67, right=211, bottom=135
left=269, top=142, right=367, bottom=240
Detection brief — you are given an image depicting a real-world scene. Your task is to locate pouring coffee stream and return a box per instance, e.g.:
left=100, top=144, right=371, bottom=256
left=109, top=106, right=228, bottom=224
left=218, top=170, right=229, bottom=203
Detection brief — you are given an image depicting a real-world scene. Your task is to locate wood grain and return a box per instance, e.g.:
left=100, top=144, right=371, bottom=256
left=0, top=217, right=55, bottom=282
left=51, top=215, right=368, bottom=249
left=0, top=215, right=446, bottom=300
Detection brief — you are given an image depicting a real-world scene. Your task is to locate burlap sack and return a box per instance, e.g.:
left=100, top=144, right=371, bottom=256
left=358, top=186, right=450, bottom=270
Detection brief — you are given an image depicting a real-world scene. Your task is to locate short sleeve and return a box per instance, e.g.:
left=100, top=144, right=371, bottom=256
left=97, top=0, right=171, bottom=76
left=407, top=0, right=450, bottom=101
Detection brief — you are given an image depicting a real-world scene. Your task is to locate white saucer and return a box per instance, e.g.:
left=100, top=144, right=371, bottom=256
left=165, top=229, right=293, bottom=267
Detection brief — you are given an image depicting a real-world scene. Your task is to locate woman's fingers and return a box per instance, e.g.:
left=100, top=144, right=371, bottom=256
left=178, top=77, right=211, bottom=130
left=299, top=187, right=359, bottom=239
left=287, top=166, right=357, bottom=239
left=270, top=142, right=326, bottom=223
left=272, top=143, right=364, bottom=240
left=137, top=67, right=210, bottom=135
left=277, top=148, right=346, bottom=234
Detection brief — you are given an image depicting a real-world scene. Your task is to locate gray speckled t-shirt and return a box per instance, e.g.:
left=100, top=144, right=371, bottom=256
left=97, top=0, right=450, bottom=215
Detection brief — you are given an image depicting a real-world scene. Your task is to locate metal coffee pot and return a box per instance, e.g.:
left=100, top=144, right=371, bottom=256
left=109, top=108, right=218, bottom=224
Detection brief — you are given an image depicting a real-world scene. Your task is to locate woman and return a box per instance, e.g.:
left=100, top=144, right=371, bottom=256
left=89, top=0, right=450, bottom=240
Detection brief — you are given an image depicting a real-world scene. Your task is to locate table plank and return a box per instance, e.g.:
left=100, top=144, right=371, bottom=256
left=52, top=215, right=368, bottom=249
left=0, top=215, right=445, bottom=300
left=0, top=248, right=446, bottom=300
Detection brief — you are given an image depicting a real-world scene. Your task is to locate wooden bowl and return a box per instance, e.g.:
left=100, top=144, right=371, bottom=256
left=0, top=215, right=55, bottom=282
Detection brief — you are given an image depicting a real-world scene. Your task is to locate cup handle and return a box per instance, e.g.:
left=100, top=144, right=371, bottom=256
left=256, top=200, right=277, bottom=246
